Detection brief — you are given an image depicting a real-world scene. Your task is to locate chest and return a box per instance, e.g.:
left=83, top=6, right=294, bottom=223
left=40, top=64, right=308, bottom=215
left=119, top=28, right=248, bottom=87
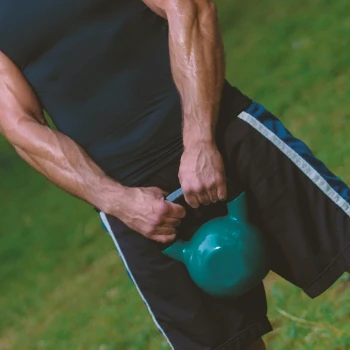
left=0, top=0, right=146, bottom=68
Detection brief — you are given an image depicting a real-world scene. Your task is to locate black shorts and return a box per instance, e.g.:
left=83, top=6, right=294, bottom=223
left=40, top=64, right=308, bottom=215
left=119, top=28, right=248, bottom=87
left=99, top=102, right=350, bottom=350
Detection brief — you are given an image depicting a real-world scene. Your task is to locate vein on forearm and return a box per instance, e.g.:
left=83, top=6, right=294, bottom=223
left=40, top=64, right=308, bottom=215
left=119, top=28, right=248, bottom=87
left=166, top=1, right=225, bottom=144
left=11, top=119, right=106, bottom=192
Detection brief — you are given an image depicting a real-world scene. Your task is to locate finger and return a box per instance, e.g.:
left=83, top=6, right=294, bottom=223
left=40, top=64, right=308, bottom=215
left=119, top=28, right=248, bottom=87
left=208, top=186, right=219, bottom=203
left=153, top=234, right=177, bottom=244
left=157, top=225, right=177, bottom=235
left=166, top=202, right=186, bottom=218
left=152, top=226, right=177, bottom=240
left=184, top=192, right=200, bottom=209
left=197, top=191, right=211, bottom=206
left=160, top=217, right=182, bottom=228
left=217, top=181, right=227, bottom=201
left=143, top=220, right=176, bottom=238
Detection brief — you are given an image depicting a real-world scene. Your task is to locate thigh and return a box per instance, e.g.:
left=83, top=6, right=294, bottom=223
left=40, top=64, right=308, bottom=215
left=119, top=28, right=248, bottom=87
left=219, top=102, right=350, bottom=298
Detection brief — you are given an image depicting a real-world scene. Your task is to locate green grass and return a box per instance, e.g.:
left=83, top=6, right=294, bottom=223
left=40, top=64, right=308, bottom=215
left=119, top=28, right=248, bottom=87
left=1, top=0, right=350, bottom=349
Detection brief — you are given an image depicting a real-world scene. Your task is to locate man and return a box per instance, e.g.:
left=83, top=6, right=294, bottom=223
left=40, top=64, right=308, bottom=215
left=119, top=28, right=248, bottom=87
left=0, top=0, right=349, bottom=349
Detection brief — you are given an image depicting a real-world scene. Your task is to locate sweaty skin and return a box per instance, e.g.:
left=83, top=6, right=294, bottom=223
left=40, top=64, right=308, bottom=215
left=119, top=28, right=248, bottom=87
left=0, top=0, right=224, bottom=241
left=142, top=0, right=227, bottom=208
left=0, top=51, right=185, bottom=244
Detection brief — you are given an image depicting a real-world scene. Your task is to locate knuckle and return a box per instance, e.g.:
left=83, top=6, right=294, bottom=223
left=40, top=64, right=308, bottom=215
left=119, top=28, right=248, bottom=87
left=198, top=191, right=208, bottom=199
left=208, top=180, right=216, bottom=188
left=192, top=184, right=204, bottom=194
left=158, top=201, right=169, bottom=214
left=181, top=183, right=191, bottom=194
left=175, top=206, right=186, bottom=218
left=215, top=172, right=225, bottom=180
left=209, top=187, right=217, bottom=196
left=152, top=215, right=163, bottom=226
left=182, top=181, right=203, bottom=194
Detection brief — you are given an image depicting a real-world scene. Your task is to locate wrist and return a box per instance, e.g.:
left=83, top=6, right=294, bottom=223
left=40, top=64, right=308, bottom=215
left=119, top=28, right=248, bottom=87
left=183, top=126, right=216, bottom=150
left=182, top=113, right=218, bottom=149
left=92, top=177, right=127, bottom=215
left=183, top=139, right=217, bottom=153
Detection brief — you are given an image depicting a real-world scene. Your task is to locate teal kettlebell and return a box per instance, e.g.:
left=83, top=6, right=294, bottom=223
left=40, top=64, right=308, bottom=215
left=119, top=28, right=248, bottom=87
left=163, top=190, right=270, bottom=298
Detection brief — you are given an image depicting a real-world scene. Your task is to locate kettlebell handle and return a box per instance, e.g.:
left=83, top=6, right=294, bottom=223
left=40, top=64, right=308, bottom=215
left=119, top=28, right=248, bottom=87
left=166, top=179, right=233, bottom=204
left=161, top=188, right=186, bottom=259
left=166, top=187, right=247, bottom=222
left=166, top=188, right=184, bottom=203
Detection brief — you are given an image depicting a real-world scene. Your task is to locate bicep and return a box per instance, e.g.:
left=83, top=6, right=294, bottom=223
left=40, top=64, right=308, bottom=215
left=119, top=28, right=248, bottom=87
left=0, top=50, right=46, bottom=139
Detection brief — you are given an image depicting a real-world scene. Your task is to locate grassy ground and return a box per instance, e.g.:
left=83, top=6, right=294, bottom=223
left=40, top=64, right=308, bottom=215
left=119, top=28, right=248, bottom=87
left=1, top=0, right=350, bottom=349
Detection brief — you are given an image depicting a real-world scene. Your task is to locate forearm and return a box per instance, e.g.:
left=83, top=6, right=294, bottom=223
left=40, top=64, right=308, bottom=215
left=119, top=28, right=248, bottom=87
left=5, top=120, right=124, bottom=213
left=3, top=115, right=186, bottom=241
left=166, top=0, right=225, bottom=147
left=0, top=51, right=126, bottom=214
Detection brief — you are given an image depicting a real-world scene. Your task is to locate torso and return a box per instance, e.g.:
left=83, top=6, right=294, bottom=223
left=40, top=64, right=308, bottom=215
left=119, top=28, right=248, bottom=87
left=0, top=0, right=250, bottom=185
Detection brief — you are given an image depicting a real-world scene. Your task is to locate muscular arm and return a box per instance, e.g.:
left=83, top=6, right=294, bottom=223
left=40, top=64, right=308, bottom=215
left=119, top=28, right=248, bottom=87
left=143, top=0, right=225, bottom=143
left=142, top=0, right=227, bottom=207
left=0, top=51, right=184, bottom=242
left=0, top=51, right=123, bottom=213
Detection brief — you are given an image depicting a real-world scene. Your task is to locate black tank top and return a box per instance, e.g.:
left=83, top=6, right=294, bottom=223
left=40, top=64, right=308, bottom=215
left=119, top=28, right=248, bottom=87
left=0, top=0, right=251, bottom=185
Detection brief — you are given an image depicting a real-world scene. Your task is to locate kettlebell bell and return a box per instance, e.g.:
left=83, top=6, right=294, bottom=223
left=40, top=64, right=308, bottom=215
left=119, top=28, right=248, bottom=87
left=163, top=189, right=270, bottom=298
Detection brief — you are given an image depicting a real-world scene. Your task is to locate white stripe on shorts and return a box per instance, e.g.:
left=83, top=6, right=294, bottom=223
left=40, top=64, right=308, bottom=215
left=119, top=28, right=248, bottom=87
left=99, top=212, right=175, bottom=350
left=238, top=111, right=350, bottom=217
